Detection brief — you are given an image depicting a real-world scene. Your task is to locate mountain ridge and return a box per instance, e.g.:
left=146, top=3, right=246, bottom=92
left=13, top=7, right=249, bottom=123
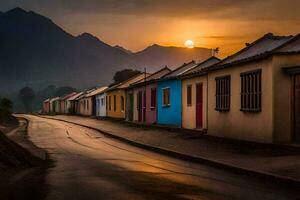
left=0, top=7, right=212, bottom=94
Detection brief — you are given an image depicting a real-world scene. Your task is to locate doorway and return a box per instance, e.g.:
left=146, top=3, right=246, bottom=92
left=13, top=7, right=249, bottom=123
left=196, top=84, right=203, bottom=129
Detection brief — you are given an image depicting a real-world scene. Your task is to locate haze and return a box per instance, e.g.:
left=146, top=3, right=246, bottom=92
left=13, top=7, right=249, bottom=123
left=0, top=0, right=299, bottom=57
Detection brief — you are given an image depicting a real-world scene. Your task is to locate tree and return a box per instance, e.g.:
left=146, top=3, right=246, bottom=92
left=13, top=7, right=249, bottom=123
left=0, top=97, right=13, bottom=121
left=112, top=69, right=141, bottom=85
left=19, top=87, right=35, bottom=113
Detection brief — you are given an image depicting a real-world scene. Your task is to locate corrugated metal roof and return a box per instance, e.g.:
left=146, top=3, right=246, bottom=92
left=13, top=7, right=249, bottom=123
left=182, top=57, right=221, bottom=75
left=216, top=33, right=294, bottom=68
left=107, top=73, right=151, bottom=91
left=162, top=61, right=197, bottom=79
left=131, top=67, right=171, bottom=86
left=85, top=86, right=108, bottom=97
left=275, top=34, right=300, bottom=53
left=67, top=92, right=83, bottom=101
left=60, top=92, right=77, bottom=101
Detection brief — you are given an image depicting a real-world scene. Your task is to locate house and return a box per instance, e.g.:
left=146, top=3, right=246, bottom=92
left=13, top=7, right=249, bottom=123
left=95, top=91, right=108, bottom=117
left=59, top=92, right=77, bottom=114
left=180, top=57, right=221, bottom=130
left=106, top=73, right=150, bottom=119
left=157, top=61, right=198, bottom=127
left=126, top=67, right=171, bottom=124
left=203, top=33, right=300, bottom=143
left=65, top=92, right=83, bottom=114
left=77, top=89, right=96, bottom=116
left=82, top=86, right=108, bottom=116
left=42, top=98, right=50, bottom=113
left=49, top=97, right=60, bottom=114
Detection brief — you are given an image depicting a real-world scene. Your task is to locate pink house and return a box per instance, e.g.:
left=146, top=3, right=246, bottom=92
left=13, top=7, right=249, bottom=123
left=126, top=67, right=171, bottom=124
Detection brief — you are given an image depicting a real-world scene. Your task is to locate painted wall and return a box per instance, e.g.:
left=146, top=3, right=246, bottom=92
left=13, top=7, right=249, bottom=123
left=43, top=101, right=50, bottom=113
left=207, top=58, right=274, bottom=143
left=131, top=82, right=158, bottom=124
left=79, top=97, right=93, bottom=116
left=106, top=89, right=126, bottom=119
left=272, top=54, right=300, bottom=142
left=96, top=93, right=107, bottom=117
left=157, top=79, right=182, bottom=127
left=182, top=76, right=207, bottom=130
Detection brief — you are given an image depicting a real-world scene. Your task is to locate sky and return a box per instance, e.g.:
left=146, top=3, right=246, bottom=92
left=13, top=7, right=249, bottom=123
left=0, top=0, right=299, bottom=57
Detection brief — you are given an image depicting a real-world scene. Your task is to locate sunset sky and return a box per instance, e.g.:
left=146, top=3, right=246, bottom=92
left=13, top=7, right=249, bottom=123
left=1, top=0, right=299, bottom=57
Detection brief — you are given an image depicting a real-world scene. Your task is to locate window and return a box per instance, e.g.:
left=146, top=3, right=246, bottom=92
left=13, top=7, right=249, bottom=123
left=113, top=95, right=116, bottom=112
left=150, top=88, right=156, bottom=108
left=109, top=96, right=111, bottom=111
left=101, top=98, right=104, bottom=106
left=162, top=88, right=170, bottom=106
left=215, top=75, right=231, bottom=111
left=187, top=85, right=192, bottom=106
left=121, top=96, right=124, bottom=111
left=87, top=100, right=89, bottom=110
left=240, top=69, right=262, bottom=112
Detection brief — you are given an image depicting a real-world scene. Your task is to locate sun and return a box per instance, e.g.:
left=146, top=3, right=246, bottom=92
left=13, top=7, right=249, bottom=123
left=185, top=40, right=194, bottom=48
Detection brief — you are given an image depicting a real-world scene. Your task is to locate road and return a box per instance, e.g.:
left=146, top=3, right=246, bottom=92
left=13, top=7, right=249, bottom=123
left=23, top=115, right=299, bottom=200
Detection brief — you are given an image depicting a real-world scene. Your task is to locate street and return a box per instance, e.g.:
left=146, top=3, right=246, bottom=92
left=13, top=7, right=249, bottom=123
left=23, top=115, right=299, bottom=200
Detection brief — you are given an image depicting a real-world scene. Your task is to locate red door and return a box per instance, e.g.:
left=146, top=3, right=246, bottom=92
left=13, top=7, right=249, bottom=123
left=196, top=84, right=203, bottom=129
left=295, top=75, right=300, bottom=142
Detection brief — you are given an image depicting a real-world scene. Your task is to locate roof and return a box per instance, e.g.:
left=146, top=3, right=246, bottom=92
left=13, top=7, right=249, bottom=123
left=161, top=61, right=197, bottom=80
left=67, top=92, right=83, bottom=101
left=182, top=56, right=221, bottom=76
left=85, top=86, right=108, bottom=97
left=129, top=67, right=171, bottom=88
left=60, top=92, right=77, bottom=101
left=274, top=34, right=300, bottom=54
left=43, top=98, right=50, bottom=103
left=208, top=33, right=295, bottom=71
left=49, top=97, right=60, bottom=103
left=106, top=73, right=151, bottom=92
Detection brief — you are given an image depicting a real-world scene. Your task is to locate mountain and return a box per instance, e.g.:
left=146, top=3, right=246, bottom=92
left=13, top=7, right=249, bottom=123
left=0, top=7, right=211, bottom=94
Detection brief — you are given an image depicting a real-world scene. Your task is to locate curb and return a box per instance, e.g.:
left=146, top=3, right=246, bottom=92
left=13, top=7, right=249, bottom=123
left=37, top=115, right=300, bottom=186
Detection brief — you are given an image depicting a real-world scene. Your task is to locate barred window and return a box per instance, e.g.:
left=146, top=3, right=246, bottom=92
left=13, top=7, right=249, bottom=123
left=215, top=75, right=231, bottom=111
left=187, top=85, right=192, bottom=106
left=240, top=69, right=261, bottom=112
left=162, top=88, right=170, bottom=106
left=150, top=88, right=156, bottom=108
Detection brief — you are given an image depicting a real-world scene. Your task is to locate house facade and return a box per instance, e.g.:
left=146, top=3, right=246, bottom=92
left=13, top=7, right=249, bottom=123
left=157, top=61, right=197, bottom=127
left=59, top=92, right=77, bottom=114
left=82, top=86, right=108, bottom=116
left=205, top=33, right=300, bottom=143
left=126, top=67, right=171, bottom=124
left=96, top=93, right=107, bottom=117
left=106, top=73, right=150, bottom=119
left=43, top=99, right=50, bottom=113
left=180, top=57, right=221, bottom=130
left=65, top=92, right=83, bottom=114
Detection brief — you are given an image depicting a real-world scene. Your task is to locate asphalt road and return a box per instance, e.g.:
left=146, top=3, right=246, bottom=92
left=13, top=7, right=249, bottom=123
left=23, top=115, right=300, bottom=200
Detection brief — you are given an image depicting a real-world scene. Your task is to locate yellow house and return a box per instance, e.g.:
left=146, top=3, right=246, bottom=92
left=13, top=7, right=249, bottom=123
left=204, top=33, right=300, bottom=143
left=106, top=73, right=150, bottom=119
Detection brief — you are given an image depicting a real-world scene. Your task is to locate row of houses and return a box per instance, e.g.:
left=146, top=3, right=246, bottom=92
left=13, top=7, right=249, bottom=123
left=43, top=33, right=300, bottom=144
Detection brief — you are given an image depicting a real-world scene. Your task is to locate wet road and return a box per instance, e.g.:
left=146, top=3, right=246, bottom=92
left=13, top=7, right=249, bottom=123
left=23, top=115, right=299, bottom=200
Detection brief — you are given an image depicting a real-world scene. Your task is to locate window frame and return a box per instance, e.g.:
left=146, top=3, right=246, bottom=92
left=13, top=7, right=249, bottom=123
left=162, top=87, right=170, bottom=107
left=113, top=95, right=116, bottom=112
left=121, top=96, right=125, bottom=112
left=240, top=69, right=262, bottom=112
left=215, top=75, right=231, bottom=112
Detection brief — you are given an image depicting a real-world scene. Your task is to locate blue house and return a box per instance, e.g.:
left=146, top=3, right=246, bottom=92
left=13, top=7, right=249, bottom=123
left=157, top=61, right=198, bottom=127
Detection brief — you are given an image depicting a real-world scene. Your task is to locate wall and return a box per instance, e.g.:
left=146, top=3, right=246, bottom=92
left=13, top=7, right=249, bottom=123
left=272, top=54, right=300, bottom=142
left=157, top=79, right=182, bottom=127
left=79, top=97, right=93, bottom=116
left=106, top=89, right=126, bottom=119
left=96, top=93, right=107, bottom=117
left=182, top=75, right=207, bottom=129
left=207, top=58, right=274, bottom=143
left=132, top=82, right=157, bottom=124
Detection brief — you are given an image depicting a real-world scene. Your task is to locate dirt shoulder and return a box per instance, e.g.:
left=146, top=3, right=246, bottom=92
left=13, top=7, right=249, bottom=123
left=0, top=118, right=50, bottom=200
